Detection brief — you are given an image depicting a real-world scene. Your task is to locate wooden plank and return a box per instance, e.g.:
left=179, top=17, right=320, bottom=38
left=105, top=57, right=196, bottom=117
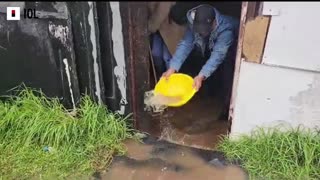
left=242, top=16, right=270, bottom=64
left=147, top=2, right=176, bottom=34
left=159, top=20, right=186, bottom=56
left=147, top=2, right=186, bottom=56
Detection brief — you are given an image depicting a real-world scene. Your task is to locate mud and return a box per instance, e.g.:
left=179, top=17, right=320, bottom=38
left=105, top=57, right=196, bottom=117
left=98, top=137, right=247, bottom=180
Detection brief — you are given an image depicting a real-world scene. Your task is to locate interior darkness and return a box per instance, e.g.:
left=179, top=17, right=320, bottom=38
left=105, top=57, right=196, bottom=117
left=148, top=2, right=242, bottom=149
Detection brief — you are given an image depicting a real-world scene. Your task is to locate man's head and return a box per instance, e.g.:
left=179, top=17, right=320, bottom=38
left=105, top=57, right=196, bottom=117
left=193, top=5, right=216, bottom=37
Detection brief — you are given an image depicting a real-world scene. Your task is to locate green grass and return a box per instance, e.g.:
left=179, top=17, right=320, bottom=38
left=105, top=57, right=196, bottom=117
left=217, top=127, right=320, bottom=180
left=0, top=88, right=134, bottom=179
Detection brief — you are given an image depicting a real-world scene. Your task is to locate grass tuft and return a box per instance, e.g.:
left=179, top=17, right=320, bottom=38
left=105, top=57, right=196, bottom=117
left=217, top=127, right=320, bottom=180
left=0, top=88, right=134, bottom=179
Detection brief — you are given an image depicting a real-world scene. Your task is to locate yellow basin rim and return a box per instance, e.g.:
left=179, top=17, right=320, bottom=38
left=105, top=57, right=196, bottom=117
left=154, top=73, right=197, bottom=107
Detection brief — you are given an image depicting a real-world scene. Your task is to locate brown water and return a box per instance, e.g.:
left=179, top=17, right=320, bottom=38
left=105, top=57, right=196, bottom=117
left=122, top=139, right=154, bottom=161
left=150, top=94, right=182, bottom=105
left=144, top=90, right=182, bottom=113
left=101, top=139, right=247, bottom=180
left=133, top=78, right=236, bottom=179
left=157, top=91, right=228, bottom=150
left=143, top=87, right=229, bottom=150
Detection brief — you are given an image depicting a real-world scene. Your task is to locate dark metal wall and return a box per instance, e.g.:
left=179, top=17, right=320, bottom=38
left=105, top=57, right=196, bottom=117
left=0, top=2, right=80, bottom=109
left=0, top=2, right=130, bottom=114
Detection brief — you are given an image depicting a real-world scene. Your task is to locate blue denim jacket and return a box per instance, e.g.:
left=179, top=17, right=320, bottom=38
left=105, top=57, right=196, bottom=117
left=169, top=5, right=239, bottom=78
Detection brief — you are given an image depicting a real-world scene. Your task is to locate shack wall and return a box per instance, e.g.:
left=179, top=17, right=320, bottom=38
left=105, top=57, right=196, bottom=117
left=230, top=2, right=320, bottom=137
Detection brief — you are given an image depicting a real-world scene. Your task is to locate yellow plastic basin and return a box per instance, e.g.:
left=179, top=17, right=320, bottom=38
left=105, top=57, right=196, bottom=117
left=154, top=73, right=197, bottom=107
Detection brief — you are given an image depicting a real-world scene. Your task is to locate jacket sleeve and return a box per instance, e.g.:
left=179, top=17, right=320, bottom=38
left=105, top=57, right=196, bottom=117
left=169, top=27, right=194, bottom=71
left=199, top=30, right=234, bottom=78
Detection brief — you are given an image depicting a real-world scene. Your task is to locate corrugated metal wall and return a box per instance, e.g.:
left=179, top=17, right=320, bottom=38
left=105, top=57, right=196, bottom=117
left=0, top=2, right=80, bottom=109
left=0, top=2, right=134, bottom=115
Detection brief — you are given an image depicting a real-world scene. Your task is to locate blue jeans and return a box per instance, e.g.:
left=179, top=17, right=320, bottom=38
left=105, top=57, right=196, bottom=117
left=151, top=32, right=172, bottom=79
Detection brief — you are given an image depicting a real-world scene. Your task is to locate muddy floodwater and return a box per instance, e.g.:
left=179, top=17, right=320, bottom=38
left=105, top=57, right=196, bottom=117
left=97, top=137, right=248, bottom=180
left=143, top=88, right=229, bottom=149
left=112, top=72, right=243, bottom=180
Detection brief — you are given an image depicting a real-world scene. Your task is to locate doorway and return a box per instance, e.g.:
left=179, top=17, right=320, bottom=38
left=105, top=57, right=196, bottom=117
left=145, top=2, right=243, bottom=149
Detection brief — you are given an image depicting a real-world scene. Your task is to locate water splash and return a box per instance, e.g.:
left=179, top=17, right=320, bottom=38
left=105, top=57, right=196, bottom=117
left=144, top=90, right=182, bottom=113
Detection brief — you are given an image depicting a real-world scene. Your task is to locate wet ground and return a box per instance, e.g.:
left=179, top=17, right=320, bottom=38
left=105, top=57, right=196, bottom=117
left=93, top=85, right=235, bottom=179
left=163, top=92, right=228, bottom=149
left=98, top=94, right=237, bottom=179
left=146, top=89, right=229, bottom=150
left=95, top=136, right=247, bottom=180
left=104, top=69, right=234, bottom=179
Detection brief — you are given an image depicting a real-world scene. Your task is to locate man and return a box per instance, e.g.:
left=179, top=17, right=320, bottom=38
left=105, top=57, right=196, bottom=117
left=147, top=2, right=202, bottom=80
left=162, top=4, right=239, bottom=117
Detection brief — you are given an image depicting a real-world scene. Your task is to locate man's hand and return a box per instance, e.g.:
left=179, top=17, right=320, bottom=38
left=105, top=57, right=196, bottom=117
left=162, top=68, right=176, bottom=81
left=193, top=75, right=205, bottom=91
